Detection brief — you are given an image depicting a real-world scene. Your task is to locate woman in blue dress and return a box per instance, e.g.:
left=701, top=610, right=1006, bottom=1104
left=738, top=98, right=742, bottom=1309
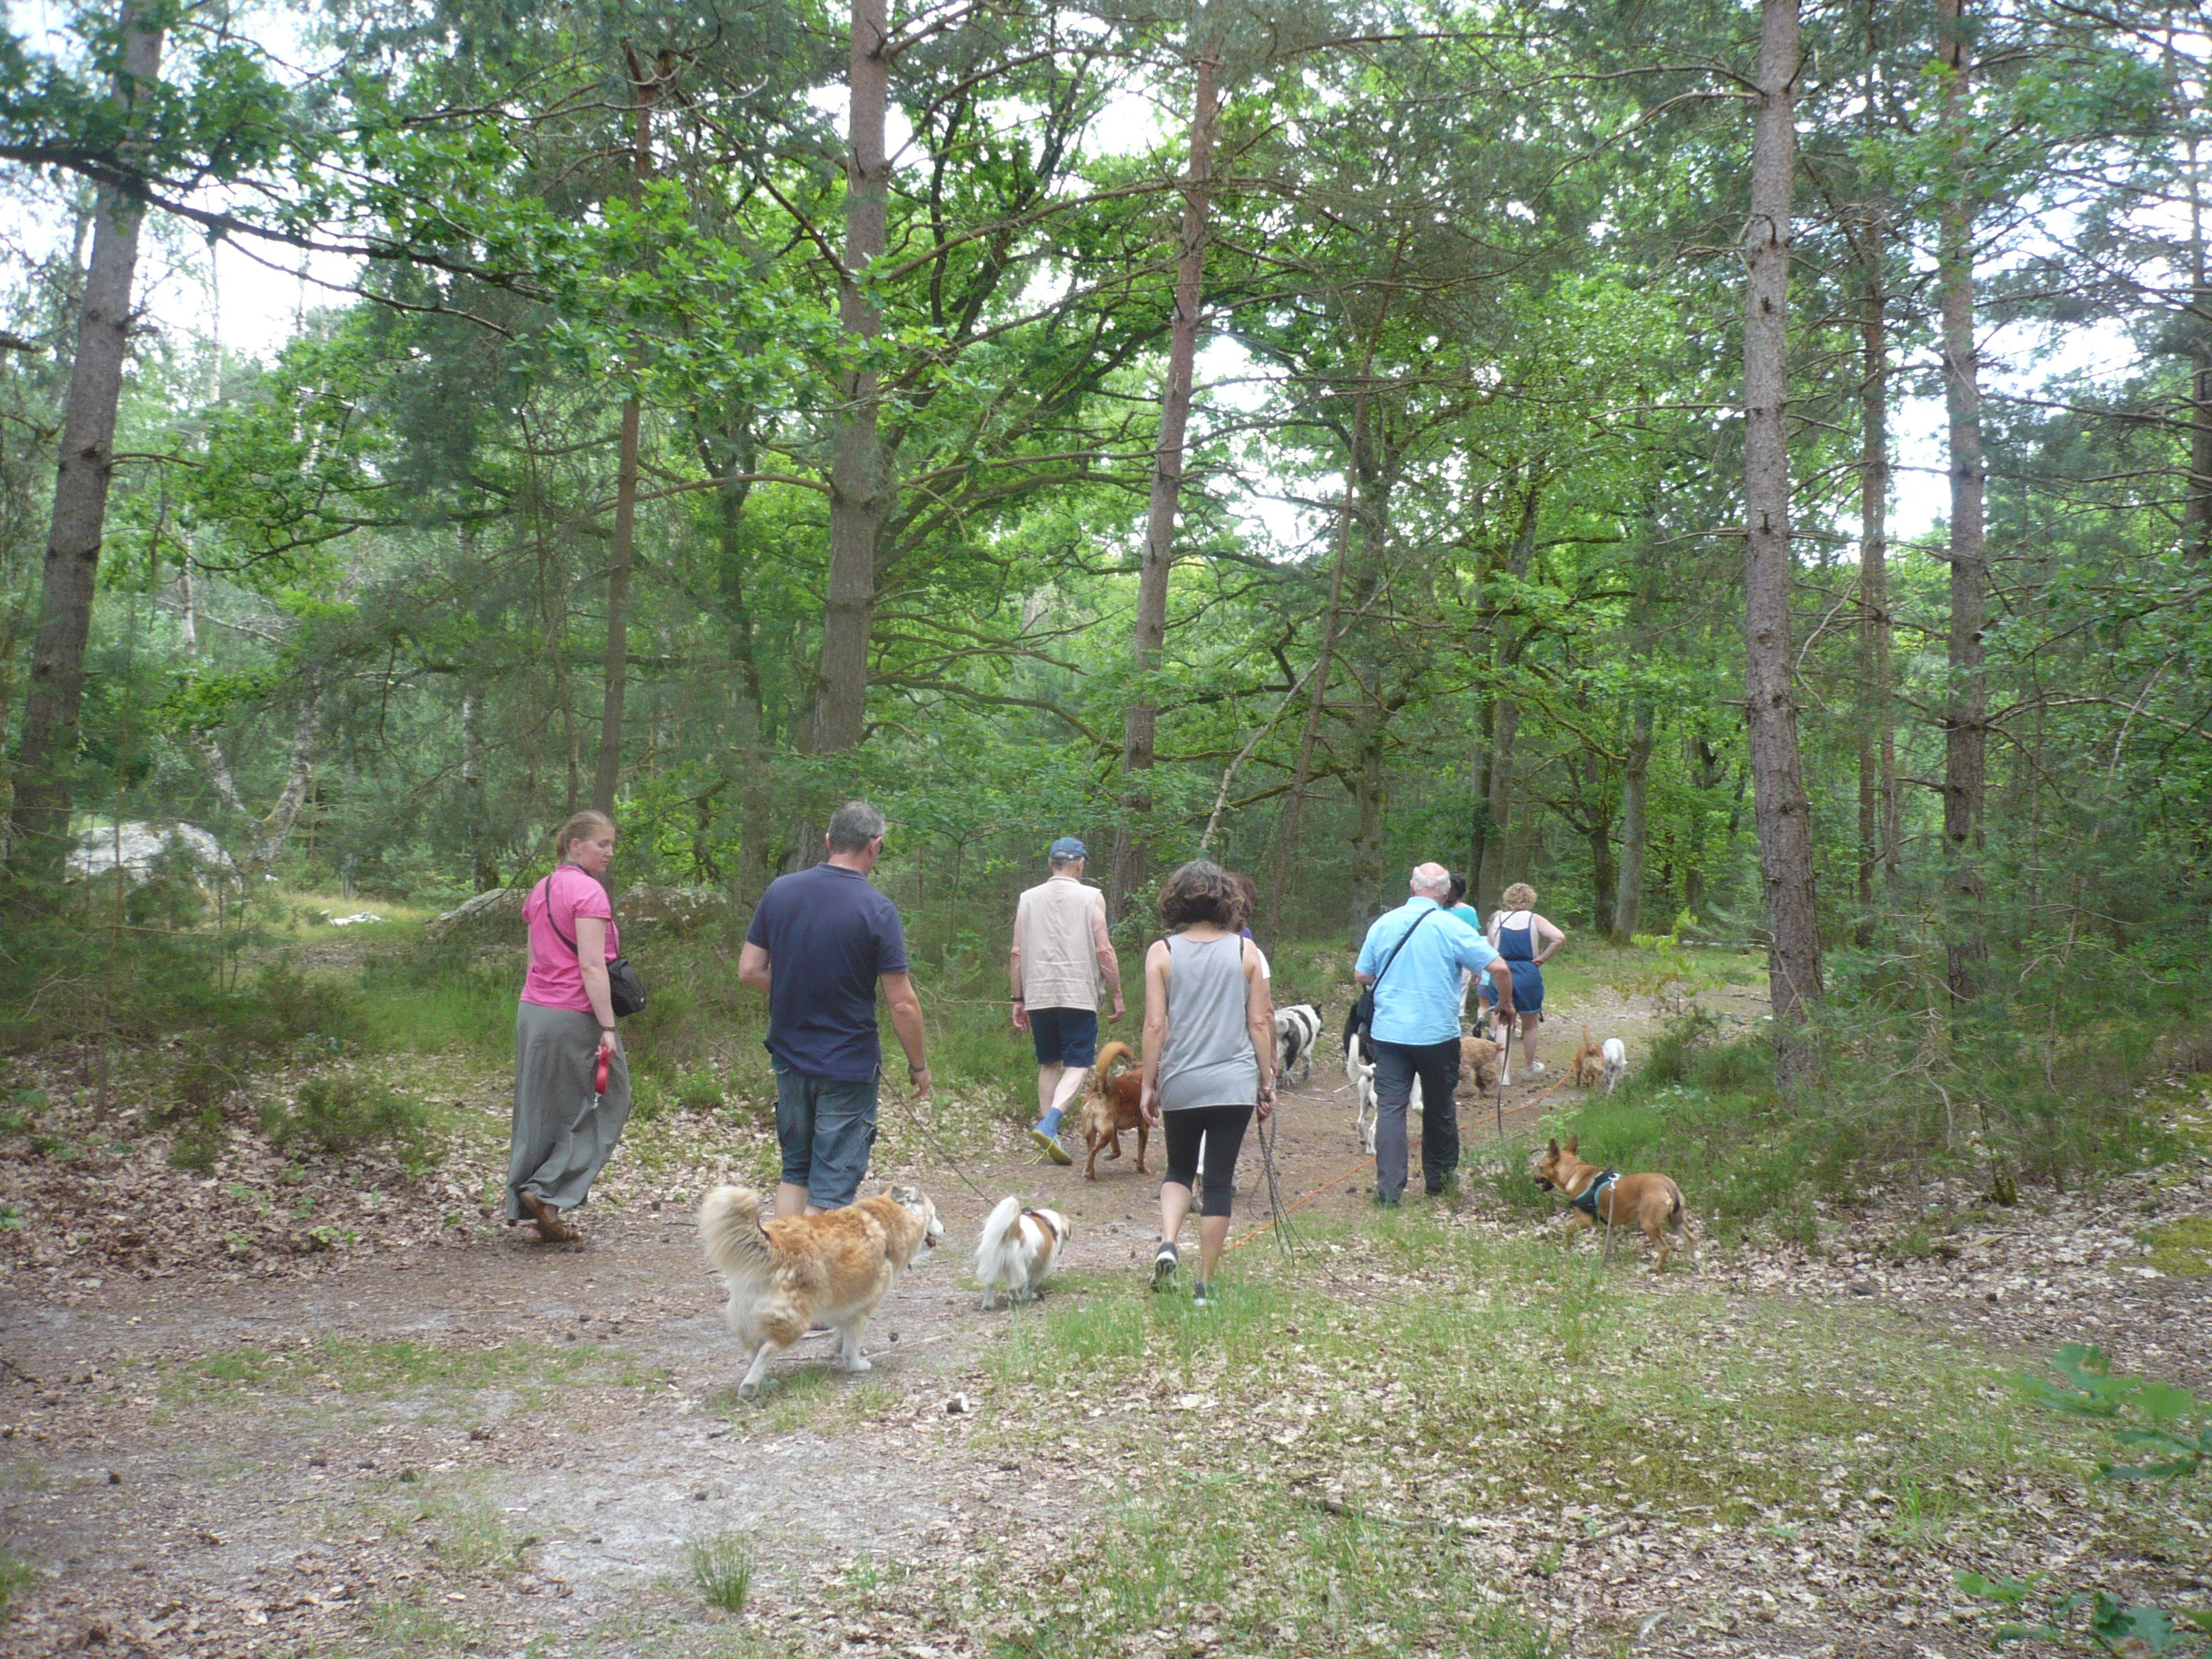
left=1481, top=881, right=1564, bottom=1079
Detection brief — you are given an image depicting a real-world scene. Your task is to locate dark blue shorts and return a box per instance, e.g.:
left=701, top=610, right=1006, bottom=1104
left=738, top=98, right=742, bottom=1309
left=771, top=1058, right=879, bottom=1210
left=1028, top=1006, right=1099, bottom=1068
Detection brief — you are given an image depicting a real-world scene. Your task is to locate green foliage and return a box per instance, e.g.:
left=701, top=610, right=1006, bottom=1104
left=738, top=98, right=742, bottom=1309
left=260, top=1076, right=430, bottom=1159
left=0, top=1546, right=34, bottom=1616
left=2019, top=1346, right=2209, bottom=1485
left=688, top=1533, right=754, bottom=1613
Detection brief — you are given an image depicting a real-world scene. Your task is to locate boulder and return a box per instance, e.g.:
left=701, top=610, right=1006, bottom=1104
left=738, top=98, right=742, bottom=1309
left=65, top=822, right=236, bottom=887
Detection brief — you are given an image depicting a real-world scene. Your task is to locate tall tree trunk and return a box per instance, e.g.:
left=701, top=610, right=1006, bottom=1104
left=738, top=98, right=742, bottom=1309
left=701, top=427, right=781, bottom=906
left=1855, top=244, right=1896, bottom=945
left=1111, top=47, right=1221, bottom=919
left=593, top=59, right=668, bottom=815
left=9, top=2, right=165, bottom=880
left=462, top=687, right=497, bottom=889
left=2186, top=114, right=2211, bottom=563
left=1613, top=700, right=1654, bottom=941
left=1938, top=0, right=1988, bottom=1008
left=1588, top=817, right=1617, bottom=941
left=250, top=698, right=320, bottom=869
left=1345, top=709, right=1388, bottom=929
left=1476, top=486, right=1540, bottom=910
left=1741, top=0, right=1825, bottom=1085
left=1684, top=736, right=1723, bottom=920
left=810, top=0, right=893, bottom=755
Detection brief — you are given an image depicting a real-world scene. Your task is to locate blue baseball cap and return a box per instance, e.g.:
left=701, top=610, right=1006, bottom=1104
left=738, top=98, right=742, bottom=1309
left=1049, top=836, right=1088, bottom=860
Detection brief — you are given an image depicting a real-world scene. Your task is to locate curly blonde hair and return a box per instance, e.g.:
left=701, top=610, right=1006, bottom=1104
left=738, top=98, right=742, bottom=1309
left=1500, top=881, right=1537, bottom=910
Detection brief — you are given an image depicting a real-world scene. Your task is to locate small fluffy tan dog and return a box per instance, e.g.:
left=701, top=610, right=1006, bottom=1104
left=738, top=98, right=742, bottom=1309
left=1569, top=1027, right=1606, bottom=1090
left=1531, top=1136, right=1697, bottom=1271
left=976, top=1195, right=1068, bottom=1309
left=1079, top=1040, right=1148, bottom=1181
left=698, top=1183, right=943, bottom=1399
left=1457, top=1034, right=1501, bottom=1097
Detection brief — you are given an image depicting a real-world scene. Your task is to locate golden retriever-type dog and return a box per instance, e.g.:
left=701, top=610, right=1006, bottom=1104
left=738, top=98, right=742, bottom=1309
left=976, top=1195, right=1069, bottom=1309
left=698, top=1182, right=943, bottom=1399
left=1531, top=1136, right=1697, bottom=1271
left=1079, top=1040, right=1148, bottom=1181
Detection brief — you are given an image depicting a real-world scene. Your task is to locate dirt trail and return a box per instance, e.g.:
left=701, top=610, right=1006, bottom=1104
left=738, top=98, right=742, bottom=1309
left=2, top=995, right=2203, bottom=1657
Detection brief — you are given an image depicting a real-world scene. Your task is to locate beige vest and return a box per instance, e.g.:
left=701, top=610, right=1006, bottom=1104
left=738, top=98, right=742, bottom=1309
left=1014, top=877, right=1104, bottom=1012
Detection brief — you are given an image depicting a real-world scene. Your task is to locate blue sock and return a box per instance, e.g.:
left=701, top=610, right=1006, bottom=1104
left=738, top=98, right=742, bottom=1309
left=1037, top=1106, right=1064, bottom=1137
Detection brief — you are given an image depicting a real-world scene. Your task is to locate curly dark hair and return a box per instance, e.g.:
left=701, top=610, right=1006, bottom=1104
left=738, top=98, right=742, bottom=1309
left=1157, top=859, right=1249, bottom=930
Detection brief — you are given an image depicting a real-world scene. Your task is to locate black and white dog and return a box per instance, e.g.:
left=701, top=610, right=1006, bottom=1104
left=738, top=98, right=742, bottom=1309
left=1274, top=1003, right=1322, bottom=1083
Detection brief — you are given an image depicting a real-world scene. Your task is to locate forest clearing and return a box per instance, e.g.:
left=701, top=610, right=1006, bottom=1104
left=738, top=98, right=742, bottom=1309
left=5, top=0, right=2212, bottom=1653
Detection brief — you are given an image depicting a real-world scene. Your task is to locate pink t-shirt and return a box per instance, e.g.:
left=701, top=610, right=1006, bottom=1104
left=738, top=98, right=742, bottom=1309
left=522, top=866, right=619, bottom=1013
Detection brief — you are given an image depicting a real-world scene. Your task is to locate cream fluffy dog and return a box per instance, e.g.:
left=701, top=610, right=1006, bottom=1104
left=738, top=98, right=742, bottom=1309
left=698, top=1183, right=943, bottom=1399
left=975, top=1195, right=1069, bottom=1309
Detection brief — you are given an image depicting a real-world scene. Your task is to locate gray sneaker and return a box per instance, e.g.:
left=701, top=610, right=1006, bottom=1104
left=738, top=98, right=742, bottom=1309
left=1027, top=1126, right=1072, bottom=1166
left=1150, top=1240, right=1179, bottom=1291
left=1191, top=1281, right=1215, bottom=1308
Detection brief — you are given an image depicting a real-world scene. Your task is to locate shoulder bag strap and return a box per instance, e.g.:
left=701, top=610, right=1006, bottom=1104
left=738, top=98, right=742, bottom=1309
left=538, top=870, right=591, bottom=958
left=1372, top=909, right=1435, bottom=992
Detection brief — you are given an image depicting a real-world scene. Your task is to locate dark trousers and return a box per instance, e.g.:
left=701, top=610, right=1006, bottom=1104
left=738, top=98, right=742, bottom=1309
left=1371, top=1037, right=1462, bottom=1200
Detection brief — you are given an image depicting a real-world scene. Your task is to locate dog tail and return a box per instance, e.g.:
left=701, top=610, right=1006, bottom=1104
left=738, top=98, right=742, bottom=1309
left=1093, top=1040, right=1136, bottom=1079
left=698, top=1185, right=775, bottom=1286
left=976, top=1193, right=1023, bottom=1278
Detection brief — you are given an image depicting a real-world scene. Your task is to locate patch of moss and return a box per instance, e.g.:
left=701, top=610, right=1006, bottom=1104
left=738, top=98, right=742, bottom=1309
left=2147, top=1213, right=2212, bottom=1277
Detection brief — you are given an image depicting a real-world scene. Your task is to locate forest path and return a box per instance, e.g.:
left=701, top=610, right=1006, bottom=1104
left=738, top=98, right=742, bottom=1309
left=3, top=987, right=2205, bottom=1657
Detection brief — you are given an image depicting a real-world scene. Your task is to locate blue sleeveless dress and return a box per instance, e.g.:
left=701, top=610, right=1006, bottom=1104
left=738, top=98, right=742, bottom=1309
left=1480, top=912, right=1544, bottom=1018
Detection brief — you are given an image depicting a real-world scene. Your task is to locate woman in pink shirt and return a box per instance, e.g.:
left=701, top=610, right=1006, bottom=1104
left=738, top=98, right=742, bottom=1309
left=508, top=811, right=632, bottom=1242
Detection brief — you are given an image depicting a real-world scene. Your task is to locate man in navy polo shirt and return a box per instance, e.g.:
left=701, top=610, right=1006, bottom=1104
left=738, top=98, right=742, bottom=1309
left=739, top=800, right=932, bottom=1215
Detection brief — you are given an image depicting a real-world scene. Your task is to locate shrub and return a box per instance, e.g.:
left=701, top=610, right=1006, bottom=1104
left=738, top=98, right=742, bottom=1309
left=675, top=1068, right=724, bottom=1111
left=169, top=1110, right=225, bottom=1172
left=261, top=1077, right=428, bottom=1157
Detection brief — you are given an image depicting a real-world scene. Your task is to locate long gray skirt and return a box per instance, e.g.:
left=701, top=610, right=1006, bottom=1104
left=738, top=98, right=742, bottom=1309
left=508, top=1002, right=632, bottom=1225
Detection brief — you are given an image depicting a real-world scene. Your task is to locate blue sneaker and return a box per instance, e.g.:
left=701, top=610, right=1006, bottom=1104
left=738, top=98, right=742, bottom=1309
left=1027, top=1126, right=1072, bottom=1166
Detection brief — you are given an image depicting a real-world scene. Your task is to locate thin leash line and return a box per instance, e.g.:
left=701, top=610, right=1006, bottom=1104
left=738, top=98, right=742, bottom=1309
left=887, top=1088, right=995, bottom=1203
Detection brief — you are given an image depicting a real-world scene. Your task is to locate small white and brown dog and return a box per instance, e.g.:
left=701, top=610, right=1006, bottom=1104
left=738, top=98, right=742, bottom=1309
left=976, top=1195, right=1069, bottom=1310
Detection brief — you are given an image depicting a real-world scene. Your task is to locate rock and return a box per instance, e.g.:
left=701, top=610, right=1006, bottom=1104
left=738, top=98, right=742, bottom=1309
left=64, top=822, right=236, bottom=888
left=613, top=884, right=734, bottom=936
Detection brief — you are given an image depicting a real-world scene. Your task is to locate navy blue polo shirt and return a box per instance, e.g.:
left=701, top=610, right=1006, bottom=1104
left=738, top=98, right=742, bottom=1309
left=745, top=862, right=910, bottom=1081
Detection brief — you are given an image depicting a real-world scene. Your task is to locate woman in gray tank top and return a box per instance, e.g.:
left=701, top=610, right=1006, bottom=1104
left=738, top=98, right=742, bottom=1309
left=1137, top=860, right=1276, bottom=1306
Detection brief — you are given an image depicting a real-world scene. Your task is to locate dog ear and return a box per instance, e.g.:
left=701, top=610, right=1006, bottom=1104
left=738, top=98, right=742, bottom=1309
left=889, top=1183, right=919, bottom=1203
left=1566, top=1135, right=1579, bottom=1155
left=1546, top=1138, right=1559, bottom=1155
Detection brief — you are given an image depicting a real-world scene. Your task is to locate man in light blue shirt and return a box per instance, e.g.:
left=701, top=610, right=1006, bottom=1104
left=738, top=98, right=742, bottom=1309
left=1354, top=862, right=1514, bottom=1203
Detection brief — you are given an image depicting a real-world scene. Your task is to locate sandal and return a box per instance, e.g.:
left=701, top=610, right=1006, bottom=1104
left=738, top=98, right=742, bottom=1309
left=522, top=1191, right=578, bottom=1243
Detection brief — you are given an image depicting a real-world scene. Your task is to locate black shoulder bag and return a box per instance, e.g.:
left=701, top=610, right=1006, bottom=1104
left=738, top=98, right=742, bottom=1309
left=1345, top=909, right=1435, bottom=1048
left=538, top=874, right=648, bottom=1018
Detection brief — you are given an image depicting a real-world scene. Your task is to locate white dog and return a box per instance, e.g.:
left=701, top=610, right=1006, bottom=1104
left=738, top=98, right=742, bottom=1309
left=1275, top=1003, right=1322, bottom=1082
left=1346, top=1027, right=1422, bottom=1155
left=975, top=1195, right=1068, bottom=1310
left=1602, top=1037, right=1628, bottom=1093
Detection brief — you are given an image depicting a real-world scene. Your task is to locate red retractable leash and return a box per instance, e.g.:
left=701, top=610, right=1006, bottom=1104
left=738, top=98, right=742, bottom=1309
left=595, top=1036, right=613, bottom=1096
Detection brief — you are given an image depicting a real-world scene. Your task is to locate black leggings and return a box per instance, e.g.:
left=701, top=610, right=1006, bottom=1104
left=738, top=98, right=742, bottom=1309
left=1162, top=1104, right=1254, bottom=1218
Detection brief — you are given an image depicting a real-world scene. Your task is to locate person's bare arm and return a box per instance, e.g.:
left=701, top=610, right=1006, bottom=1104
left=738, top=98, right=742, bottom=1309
left=1244, top=940, right=1277, bottom=1120
left=1092, top=893, right=1125, bottom=1020
left=738, top=940, right=771, bottom=994
left=1138, top=941, right=1170, bottom=1124
left=573, top=916, right=620, bottom=1051
left=1531, top=914, right=1566, bottom=964
left=881, top=971, right=932, bottom=1100
left=1487, top=957, right=1516, bottom=1018
left=1008, top=912, right=1028, bottom=1031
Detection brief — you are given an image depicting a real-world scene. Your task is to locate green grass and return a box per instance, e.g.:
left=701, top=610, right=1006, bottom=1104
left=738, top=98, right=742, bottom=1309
left=887, top=1203, right=2196, bottom=1654
left=0, top=1546, right=35, bottom=1615
left=709, top=1364, right=901, bottom=1430
left=688, top=1532, right=754, bottom=1612
left=2147, top=1214, right=2212, bottom=1277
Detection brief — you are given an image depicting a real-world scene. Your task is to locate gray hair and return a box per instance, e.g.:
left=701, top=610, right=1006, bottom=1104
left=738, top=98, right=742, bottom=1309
left=826, top=800, right=888, bottom=854
left=1409, top=861, right=1451, bottom=897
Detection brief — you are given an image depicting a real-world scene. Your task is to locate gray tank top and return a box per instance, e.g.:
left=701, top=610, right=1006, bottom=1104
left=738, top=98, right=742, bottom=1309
left=1155, top=932, right=1258, bottom=1112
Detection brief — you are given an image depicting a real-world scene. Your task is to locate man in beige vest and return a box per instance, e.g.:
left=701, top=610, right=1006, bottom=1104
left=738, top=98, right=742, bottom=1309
left=1010, top=837, right=1124, bottom=1164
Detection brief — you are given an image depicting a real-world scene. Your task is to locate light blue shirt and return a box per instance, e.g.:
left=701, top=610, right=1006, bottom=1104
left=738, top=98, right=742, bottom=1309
left=1356, top=896, right=1500, bottom=1046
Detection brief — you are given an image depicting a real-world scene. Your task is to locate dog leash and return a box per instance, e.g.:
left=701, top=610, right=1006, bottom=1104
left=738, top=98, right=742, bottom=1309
left=886, top=1087, right=995, bottom=1203
left=1223, top=1151, right=1375, bottom=1257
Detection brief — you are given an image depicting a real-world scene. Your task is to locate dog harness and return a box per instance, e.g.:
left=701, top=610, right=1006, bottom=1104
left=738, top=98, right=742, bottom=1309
left=1570, top=1170, right=1621, bottom=1220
